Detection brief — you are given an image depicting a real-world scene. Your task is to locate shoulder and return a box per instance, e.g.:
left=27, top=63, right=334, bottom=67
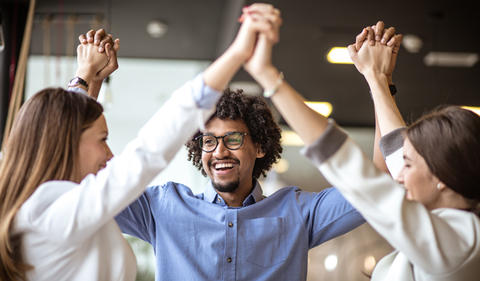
left=16, top=181, right=77, bottom=225
left=145, top=181, right=196, bottom=198
left=433, top=208, right=480, bottom=229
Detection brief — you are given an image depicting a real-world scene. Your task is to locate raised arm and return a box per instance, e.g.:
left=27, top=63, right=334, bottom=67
left=354, top=21, right=402, bottom=173
left=76, top=29, right=120, bottom=99
left=348, top=27, right=405, bottom=136
left=244, top=27, right=329, bottom=146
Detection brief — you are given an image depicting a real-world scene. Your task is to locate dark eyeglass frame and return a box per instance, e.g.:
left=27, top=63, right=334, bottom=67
left=195, top=132, right=248, bottom=153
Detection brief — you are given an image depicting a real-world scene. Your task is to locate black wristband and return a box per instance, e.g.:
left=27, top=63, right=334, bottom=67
left=389, top=84, right=397, bottom=96
left=68, top=76, right=89, bottom=90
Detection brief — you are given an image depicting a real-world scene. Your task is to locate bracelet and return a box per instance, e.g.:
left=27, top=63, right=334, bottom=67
left=369, top=84, right=397, bottom=97
left=263, top=72, right=284, bottom=98
left=389, top=84, right=397, bottom=96
left=68, top=76, right=89, bottom=90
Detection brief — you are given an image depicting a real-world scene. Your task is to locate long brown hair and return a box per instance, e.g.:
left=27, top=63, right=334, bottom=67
left=407, top=106, right=480, bottom=209
left=0, top=88, right=103, bottom=280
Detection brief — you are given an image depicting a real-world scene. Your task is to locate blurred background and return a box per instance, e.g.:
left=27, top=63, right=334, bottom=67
left=1, top=0, right=479, bottom=280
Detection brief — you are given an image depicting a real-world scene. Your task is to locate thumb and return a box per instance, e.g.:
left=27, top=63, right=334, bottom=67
left=97, top=49, right=119, bottom=79
left=113, top=38, right=120, bottom=52
left=347, top=44, right=358, bottom=61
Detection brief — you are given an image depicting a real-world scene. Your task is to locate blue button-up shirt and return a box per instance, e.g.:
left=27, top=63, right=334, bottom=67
left=116, top=181, right=364, bottom=281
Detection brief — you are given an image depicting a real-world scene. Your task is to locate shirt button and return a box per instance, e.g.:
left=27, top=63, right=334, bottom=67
left=228, top=222, right=233, bottom=227
left=227, top=257, right=232, bottom=263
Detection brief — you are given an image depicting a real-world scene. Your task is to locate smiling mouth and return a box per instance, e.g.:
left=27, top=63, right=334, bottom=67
left=214, top=162, right=235, bottom=171
left=210, top=159, right=239, bottom=173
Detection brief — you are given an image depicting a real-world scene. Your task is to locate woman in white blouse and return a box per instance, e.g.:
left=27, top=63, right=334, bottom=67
left=0, top=4, right=281, bottom=280
left=242, top=12, right=480, bottom=281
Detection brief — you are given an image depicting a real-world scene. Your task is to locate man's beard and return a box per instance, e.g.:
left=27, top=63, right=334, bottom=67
left=212, top=178, right=240, bottom=193
left=209, top=157, right=240, bottom=193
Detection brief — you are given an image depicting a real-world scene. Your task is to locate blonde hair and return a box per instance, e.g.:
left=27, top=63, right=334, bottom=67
left=0, top=88, right=103, bottom=280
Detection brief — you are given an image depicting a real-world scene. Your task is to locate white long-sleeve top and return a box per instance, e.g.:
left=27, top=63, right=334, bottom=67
left=302, top=121, right=480, bottom=281
left=12, top=75, right=220, bottom=281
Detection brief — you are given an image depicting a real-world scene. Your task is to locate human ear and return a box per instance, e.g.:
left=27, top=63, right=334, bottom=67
left=255, top=144, right=266, bottom=158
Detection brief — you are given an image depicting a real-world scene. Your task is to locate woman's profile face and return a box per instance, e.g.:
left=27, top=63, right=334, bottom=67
left=396, top=138, right=441, bottom=209
left=76, top=114, right=113, bottom=181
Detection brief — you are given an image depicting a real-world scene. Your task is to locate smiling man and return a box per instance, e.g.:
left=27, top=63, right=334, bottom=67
left=116, top=89, right=365, bottom=281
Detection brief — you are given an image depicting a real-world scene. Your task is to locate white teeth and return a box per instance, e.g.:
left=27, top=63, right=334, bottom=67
left=214, top=163, right=234, bottom=169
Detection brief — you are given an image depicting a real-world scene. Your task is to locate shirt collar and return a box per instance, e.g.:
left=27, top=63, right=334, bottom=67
left=203, top=180, right=264, bottom=207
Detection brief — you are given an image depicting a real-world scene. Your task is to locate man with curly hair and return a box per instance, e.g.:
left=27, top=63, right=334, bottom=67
left=115, top=4, right=364, bottom=281
left=185, top=89, right=283, bottom=206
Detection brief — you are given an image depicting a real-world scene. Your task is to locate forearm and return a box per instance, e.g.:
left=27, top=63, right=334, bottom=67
left=373, top=112, right=389, bottom=173
left=87, top=80, right=102, bottom=100
left=365, top=72, right=405, bottom=135
left=256, top=67, right=329, bottom=146
left=203, top=47, right=245, bottom=91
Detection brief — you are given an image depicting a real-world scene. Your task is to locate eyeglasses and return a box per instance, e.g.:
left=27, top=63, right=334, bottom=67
left=196, top=132, right=248, bottom=153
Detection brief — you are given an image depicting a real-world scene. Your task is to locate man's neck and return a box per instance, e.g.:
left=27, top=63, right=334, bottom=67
left=217, top=181, right=255, bottom=207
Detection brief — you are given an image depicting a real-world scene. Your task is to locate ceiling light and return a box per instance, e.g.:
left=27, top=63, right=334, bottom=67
left=461, top=106, right=480, bottom=116
left=324, top=254, right=338, bottom=272
left=327, top=47, right=353, bottom=64
left=146, top=20, right=168, bottom=38
left=402, top=34, right=423, bottom=53
left=424, top=52, right=478, bottom=67
left=305, top=101, right=332, bottom=117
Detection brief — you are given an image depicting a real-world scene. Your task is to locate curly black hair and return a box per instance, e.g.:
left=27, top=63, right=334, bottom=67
left=186, top=88, right=282, bottom=179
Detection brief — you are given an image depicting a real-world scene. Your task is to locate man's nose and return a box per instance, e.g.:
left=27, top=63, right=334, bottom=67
left=212, top=139, right=230, bottom=158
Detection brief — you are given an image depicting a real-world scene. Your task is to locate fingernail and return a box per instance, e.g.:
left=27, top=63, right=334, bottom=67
left=381, top=38, right=386, bottom=43
left=238, top=14, right=244, bottom=23
left=99, top=47, right=104, bottom=52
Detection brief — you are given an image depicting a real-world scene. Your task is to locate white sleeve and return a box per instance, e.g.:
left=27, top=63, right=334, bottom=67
left=302, top=121, right=480, bottom=274
left=19, top=74, right=221, bottom=243
left=379, top=128, right=405, bottom=179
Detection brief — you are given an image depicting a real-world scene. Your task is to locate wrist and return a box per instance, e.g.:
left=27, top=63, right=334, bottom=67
left=386, top=75, right=393, bottom=85
left=252, top=66, right=280, bottom=90
left=68, top=76, right=89, bottom=91
left=224, top=45, right=250, bottom=66
left=364, top=71, right=388, bottom=84
left=74, top=68, right=95, bottom=85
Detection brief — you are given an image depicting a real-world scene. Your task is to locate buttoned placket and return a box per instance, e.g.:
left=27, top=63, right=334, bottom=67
left=224, top=208, right=238, bottom=281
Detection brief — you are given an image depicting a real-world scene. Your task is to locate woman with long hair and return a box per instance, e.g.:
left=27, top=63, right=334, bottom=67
left=0, top=6, right=280, bottom=280
left=242, top=14, right=480, bottom=281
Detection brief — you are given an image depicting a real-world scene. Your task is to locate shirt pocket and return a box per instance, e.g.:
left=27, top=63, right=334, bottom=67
left=240, top=217, right=287, bottom=267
